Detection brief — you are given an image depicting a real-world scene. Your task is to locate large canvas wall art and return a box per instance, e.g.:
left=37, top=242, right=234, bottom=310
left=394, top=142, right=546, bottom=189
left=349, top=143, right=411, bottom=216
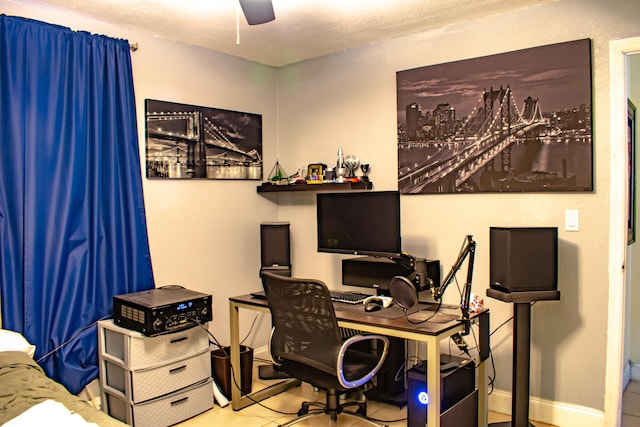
left=145, top=99, right=262, bottom=180
left=396, top=39, right=593, bottom=194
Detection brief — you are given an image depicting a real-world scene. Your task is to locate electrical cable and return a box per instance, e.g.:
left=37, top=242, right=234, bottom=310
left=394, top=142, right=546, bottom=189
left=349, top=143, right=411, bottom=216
left=225, top=336, right=406, bottom=424
left=36, top=314, right=112, bottom=363
left=188, top=317, right=224, bottom=349
left=404, top=299, right=443, bottom=324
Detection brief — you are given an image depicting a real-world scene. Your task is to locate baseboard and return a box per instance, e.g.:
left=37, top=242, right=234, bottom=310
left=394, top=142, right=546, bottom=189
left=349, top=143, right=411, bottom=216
left=489, top=389, right=604, bottom=427
left=624, top=362, right=632, bottom=389
left=253, top=346, right=270, bottom=361
left=255, top=344, right=609, bottom=426
left=255, top=344, right=608, bottom=425
left=631, top=363, right=640, bottom=381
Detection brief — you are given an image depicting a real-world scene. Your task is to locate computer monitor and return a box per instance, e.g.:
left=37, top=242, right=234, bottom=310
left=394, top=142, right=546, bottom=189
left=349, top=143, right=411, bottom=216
left=316, top=191, right=402, bottom=257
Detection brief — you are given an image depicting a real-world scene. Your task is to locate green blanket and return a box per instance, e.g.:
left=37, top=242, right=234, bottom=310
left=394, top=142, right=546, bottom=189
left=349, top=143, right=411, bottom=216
left=0, top=351, right=126, bottom=426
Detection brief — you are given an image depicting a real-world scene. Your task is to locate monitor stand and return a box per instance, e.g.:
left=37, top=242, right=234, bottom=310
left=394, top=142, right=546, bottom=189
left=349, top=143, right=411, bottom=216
left=486, top=288, right=560, bottom=427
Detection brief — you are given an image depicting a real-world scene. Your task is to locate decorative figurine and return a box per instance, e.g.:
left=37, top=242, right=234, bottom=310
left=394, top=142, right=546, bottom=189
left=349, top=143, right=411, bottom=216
left=268, top=160, right=289, bottom=185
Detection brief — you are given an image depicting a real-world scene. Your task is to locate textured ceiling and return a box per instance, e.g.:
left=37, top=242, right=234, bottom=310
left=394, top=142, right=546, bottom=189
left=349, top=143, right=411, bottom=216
left=16, top=0, right=554, bottom=67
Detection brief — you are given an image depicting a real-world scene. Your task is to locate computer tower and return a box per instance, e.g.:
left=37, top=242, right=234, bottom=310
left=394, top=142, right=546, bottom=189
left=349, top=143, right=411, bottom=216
left=365, top=336, right=406, bottom=405
left=489, top=226, right=558, bottom=292
left=260, top=222, right=291, bottom=277
left=406, top=355, right=477, bottom=427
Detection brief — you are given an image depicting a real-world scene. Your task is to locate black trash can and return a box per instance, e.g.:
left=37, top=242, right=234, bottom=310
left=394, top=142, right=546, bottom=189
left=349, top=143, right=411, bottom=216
left=211, top=345, right=254, bottom=399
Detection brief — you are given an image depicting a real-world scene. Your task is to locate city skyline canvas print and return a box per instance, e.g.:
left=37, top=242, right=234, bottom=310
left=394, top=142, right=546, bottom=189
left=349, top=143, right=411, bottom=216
left=396, top=39, right=593, bottom=194
left=145, top=99, right=262, bottom=180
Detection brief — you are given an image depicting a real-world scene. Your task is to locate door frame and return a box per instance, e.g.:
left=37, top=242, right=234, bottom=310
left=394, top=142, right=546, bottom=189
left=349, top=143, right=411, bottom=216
left=606, top=36, right=640, bottom=427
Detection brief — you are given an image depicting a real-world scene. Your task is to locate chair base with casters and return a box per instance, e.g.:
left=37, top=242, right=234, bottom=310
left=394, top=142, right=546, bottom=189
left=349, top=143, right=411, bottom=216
left=279, top=388, right=387, bottom=427
left=260, top=271, right=390, bottom=427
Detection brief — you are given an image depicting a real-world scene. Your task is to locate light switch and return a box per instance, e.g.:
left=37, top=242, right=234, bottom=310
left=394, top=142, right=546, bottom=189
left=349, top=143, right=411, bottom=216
left=565, top=209, right=579, bottom=231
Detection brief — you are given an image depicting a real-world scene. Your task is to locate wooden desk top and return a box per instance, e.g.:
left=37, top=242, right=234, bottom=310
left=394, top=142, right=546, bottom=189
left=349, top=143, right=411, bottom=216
left=230, top=293, right=486, bottom=337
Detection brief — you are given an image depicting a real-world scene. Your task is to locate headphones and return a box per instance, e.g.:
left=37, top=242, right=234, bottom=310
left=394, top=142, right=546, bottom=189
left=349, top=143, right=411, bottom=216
left=389, top=275, right=418, bottom=310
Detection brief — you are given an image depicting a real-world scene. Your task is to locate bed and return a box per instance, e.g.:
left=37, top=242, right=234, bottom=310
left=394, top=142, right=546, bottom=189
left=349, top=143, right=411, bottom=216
left=0, top=330, right=127, bottom=426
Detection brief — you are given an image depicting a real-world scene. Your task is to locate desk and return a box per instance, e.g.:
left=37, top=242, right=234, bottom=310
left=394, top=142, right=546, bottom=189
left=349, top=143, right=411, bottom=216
left=229, top=294, right=488, bottom=427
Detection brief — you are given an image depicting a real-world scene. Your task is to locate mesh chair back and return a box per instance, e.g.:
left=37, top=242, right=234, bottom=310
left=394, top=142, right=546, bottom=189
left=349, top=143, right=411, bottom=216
left=261, top=271, right=343, bottom=375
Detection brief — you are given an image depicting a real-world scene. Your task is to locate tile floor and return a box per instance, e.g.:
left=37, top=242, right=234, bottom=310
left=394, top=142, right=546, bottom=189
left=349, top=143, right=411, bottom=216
left=174, top=360, right=558, bottom=427
left=623, top=380, right=640, bottom=427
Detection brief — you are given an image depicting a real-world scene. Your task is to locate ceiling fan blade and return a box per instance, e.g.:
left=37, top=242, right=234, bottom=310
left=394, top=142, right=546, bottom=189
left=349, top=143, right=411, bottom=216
left=238, top=0, right=275, bottom=25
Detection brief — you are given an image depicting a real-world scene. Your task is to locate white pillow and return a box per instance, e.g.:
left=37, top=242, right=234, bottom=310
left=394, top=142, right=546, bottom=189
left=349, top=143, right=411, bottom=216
left=0, top=329, right=36, bottom=357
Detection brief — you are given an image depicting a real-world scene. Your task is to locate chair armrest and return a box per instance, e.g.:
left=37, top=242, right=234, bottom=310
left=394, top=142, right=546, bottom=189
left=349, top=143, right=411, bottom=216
left=337, top=334, right=389, bottom=388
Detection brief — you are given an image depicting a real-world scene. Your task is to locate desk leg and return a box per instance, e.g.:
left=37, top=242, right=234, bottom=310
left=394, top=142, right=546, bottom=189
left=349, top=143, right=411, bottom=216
left=228, top=300, right=301, bottom=411
left=477, top=359, right=487, bottom=427
left=426, top=338, right=441, bottom=427
left=229, top=300, right=243, bottom=410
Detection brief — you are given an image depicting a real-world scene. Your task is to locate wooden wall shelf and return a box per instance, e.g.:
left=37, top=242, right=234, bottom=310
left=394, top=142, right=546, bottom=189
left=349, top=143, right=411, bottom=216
left=257, top=181, right=373, bottom=193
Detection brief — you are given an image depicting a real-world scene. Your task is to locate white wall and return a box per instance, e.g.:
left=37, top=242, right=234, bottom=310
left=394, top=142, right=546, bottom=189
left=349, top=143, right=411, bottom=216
left=274, top=0, right=640, bottom=416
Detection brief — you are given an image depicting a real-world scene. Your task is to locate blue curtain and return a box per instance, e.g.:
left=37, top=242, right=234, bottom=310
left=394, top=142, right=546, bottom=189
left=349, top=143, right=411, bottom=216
left=0, top=15, right=154, bottom=394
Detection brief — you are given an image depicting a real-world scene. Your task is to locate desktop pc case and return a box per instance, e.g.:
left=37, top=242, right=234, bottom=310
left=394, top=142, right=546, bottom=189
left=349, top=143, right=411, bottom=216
left=406, top=354, right=477, bottom=427
left=489, top=226, right=558, bottom=293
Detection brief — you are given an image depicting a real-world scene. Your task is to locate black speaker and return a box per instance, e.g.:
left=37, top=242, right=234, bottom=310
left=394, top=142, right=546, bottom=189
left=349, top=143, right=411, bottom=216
left=406, top=355, right=477, bottom=427
left=489, top=227, right=558, bottom=293
left=260, top=222, right=291, bottom=277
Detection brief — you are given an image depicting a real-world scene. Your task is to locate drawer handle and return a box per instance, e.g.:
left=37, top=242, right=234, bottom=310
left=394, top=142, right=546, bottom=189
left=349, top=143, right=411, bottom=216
left=170, top=336, right=188, bottom=344
left=170, top=396, right=189, bottom=406
left=169, top=365, right=187, bottom=374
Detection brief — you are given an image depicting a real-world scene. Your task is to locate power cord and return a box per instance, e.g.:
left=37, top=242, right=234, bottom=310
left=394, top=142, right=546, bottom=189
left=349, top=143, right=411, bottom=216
left=403, top=299, right=443, bottom=324
left=225, top=342, right=405, bottom=424
left=36, top=314, right=112, bottom=364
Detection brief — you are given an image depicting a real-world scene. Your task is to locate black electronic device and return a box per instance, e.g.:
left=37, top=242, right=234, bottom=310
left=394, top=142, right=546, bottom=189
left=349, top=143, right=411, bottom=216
left=407, top=355, right=477, bottom=427
left=260, top=222, right=291, bottom=277
left=365, top=336, right=406, bottom=405
left=317, top=191, right=402, bottom=257
left=113, top=287, right=212, bottom=336
left=489, top=227, right=558, bottom=292
left=342, top=256, right=440, bottom=295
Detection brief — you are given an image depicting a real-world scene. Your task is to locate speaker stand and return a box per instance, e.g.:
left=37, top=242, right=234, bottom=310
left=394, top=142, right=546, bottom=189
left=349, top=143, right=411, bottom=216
left=486, top=289, right=560, bottom=427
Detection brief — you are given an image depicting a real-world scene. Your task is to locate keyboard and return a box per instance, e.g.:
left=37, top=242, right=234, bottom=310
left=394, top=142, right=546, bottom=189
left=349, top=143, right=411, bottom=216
left=329, top=290, right=369, bottom=304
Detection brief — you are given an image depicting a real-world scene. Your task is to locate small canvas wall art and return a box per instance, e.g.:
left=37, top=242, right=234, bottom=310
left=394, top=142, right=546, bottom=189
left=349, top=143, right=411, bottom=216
left=145, top=99, right=262, bottom=180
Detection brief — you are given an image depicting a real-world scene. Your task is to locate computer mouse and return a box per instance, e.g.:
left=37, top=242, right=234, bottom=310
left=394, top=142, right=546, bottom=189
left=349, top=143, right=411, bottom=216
left=364, top=301, right=383, bottom=312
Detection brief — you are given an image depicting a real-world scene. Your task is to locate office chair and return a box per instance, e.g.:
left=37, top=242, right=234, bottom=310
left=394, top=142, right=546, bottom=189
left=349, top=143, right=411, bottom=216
left=260, top=271, right=390, bottom=427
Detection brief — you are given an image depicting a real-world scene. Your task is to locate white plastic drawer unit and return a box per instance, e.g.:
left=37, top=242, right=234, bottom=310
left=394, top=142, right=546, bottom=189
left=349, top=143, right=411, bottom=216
left=98, top=319, right=209, bottom=370
left=103, top=377, right=214, bottom=427
left=103, top=348, right=211, bottom=403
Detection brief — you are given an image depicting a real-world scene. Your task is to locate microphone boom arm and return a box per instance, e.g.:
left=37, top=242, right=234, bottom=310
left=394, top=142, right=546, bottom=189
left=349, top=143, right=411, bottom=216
left=432, top=235, right=476, bottom=332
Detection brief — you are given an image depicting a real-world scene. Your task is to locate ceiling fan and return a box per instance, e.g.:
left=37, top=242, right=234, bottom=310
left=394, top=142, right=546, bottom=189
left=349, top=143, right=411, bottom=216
left=238, top=0, right=275, bottom=25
